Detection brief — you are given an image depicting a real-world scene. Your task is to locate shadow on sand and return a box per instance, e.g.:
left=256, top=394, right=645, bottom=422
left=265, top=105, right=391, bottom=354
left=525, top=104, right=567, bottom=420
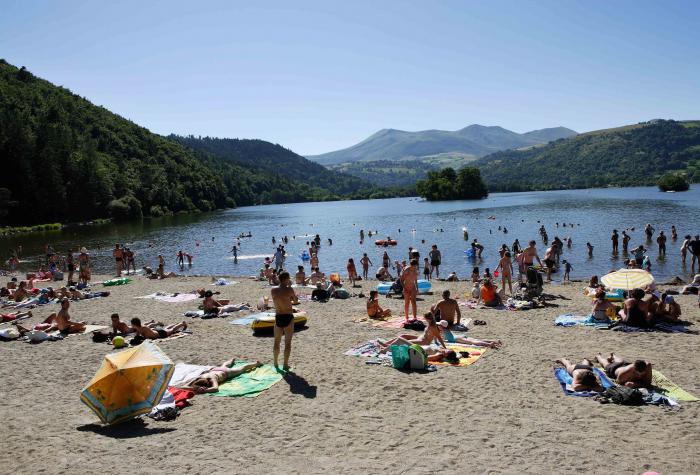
left=77, top=418, right=176, bottom=438
left=283, top=371, right=317, bottom=399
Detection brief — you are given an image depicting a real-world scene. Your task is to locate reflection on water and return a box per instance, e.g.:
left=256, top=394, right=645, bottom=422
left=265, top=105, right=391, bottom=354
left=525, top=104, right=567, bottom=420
left=2, top=186, right=699, bottom=282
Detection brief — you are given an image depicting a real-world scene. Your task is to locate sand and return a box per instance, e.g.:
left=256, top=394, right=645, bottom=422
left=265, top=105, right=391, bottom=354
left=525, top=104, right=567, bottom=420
left=1, top=274, right=699, bottom=474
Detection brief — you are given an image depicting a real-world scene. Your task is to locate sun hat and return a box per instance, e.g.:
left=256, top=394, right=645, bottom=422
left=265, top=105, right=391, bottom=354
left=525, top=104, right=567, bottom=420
left=438, top=320, right=449, bottom=328
left=80, top=247, right=87, bottom=253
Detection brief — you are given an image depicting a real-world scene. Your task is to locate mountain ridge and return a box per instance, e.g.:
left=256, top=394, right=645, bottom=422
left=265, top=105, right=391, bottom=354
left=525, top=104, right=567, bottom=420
left=307, top=124, right=577, bottom=165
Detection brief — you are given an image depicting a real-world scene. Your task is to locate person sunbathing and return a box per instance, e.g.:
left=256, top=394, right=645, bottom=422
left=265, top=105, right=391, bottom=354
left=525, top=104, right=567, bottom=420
left=556, top=357, right=604, bottom=392
left=309, top=267, right=325, bottom=285
left=595, top=353, right=652, bottom=388
left=49, top=298, right=86, bottom=334
left=203, top=290, right=227, bottom=314
left=591, top=288, right=616, bottom=322
left=681, top=274, right=700, bottom=295
left=621, top=288, right=653, bottom=327
left=189, top=359, right=263, bottom=394
left=1, top=310, right=32, bottom=322
left=651, top=294, right=682, bottom=323
left=130, top=317, right=187, bottom=339
left=375, top=266, right=393, bottom=282
left=110, top=313, right=134, bottom=335
left=437, top=320, right=502, bottom=348
left=427, top=348, right=461, bottom=364
left=295, top=266, right=308, bottom=285
left=377, top=312, right=446, bottom=353
left=367, top=290, right=391, bottom=319
left=10, top=281, right=29, bottom=302
left=431, top=290, right=461, bottom=327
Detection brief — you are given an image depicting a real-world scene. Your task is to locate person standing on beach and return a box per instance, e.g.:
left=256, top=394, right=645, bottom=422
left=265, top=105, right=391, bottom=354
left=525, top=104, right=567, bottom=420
left=401, top=259, right=419, bottom=321
left=113, top=243, right=124, bottom=277
left=611, top=229, right=619, bottom=253
left=429, top=244, right=442, bottom=279
left=271, top=271, right=297, bottom=371
left=622, top=231, right=631, bottom=253
left=690, top=235, right=700, bottom=273
left=78, top=247, right=91, bottom=284
left=645, top=223, right=655, bottom=241
left=360, top=253, right=372, bottom=280
left=681, top=235, right=691, bottom=265
left=65, top=250, right=75, bottom=284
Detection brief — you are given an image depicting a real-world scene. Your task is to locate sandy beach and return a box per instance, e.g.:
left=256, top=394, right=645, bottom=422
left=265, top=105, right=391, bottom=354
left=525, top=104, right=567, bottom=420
left=1, top=274, right=699, bottom=474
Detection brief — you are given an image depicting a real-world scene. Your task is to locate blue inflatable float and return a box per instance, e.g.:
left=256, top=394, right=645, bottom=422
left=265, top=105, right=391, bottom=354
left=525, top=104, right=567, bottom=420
left=377, top=279, right=432, bottom=295
left=300, top=251, right=310, bottom=261
left=464, top=248, right=476, bottom=258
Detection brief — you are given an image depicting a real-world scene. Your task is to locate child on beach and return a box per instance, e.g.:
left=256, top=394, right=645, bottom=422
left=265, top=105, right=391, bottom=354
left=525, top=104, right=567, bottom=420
left=347, top=258, right=358, bottom=287
left=360, top=253, right=372, bottom=280
left=367, top=290, right=391, bottom=319
left=423, top=258, right=431, bottom=280
left=562, top=260, right=572, bottom=281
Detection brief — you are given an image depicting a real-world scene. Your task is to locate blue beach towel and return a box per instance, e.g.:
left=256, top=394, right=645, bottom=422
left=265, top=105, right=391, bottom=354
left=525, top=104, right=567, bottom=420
left=229, top=315, right=258, bottom=326
left=554, top=367, right=614, bottom=397
left=555, top=314, right=613, bottom=329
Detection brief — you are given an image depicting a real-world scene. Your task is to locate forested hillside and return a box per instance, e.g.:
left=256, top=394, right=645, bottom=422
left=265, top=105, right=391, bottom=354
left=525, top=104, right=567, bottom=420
left=0, top=61, right=389, bottom=226
left=169, top=135, right=372, bottom=196
left=475, top=120, right=700, bottom=191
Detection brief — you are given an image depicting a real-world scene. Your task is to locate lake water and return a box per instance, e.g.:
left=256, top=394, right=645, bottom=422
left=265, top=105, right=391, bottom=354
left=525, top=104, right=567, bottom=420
left=2, top=186, right=699, bottom=283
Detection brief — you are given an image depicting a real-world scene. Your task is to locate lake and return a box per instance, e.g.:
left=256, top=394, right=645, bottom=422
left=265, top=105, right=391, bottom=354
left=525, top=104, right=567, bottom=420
left=2, top=186, right=699, bottom=283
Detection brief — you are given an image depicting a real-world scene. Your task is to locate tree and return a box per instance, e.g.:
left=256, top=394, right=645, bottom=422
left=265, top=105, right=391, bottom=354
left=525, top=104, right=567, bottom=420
left=658, top=172, right=690, bottom=192
left=416, top=167, right=488, bottom=201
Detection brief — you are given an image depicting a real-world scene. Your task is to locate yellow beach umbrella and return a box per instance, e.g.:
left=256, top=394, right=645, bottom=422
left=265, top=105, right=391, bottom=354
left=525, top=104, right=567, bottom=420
left=601, top=268, right=654, bottom=290
left=80, top=341, right=174, bottom=425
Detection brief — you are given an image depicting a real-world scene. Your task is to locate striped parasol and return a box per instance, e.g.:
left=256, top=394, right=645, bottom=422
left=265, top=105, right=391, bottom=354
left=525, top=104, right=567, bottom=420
left=601, top=269, right=655, bottom=291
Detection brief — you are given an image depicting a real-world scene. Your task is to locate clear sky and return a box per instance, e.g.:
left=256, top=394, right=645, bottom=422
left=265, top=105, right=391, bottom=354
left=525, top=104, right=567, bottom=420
left=1, top=0, right=699, bottom=155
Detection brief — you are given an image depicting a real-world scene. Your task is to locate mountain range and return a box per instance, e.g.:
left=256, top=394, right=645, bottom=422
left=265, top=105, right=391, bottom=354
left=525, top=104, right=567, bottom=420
left=306, top=125, right=577, bottom=165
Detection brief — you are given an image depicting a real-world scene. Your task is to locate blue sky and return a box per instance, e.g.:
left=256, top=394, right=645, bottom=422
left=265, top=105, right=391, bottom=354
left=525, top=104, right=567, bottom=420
left=1, top=0, right=699, bottom=155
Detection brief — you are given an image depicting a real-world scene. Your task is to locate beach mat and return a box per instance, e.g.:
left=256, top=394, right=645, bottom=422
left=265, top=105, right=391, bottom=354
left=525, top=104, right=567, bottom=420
left=652, top=370, right=699, bottom=402
left=229, top=315, right=258, bottom=326
left=554, top=367, right=614, bottom=396
left=372, top=317, right=409, bottom=329
left=137, top=293, right=199, bottom=303
left=48, top=324, right=108, bottom=338
left=344, top=340, right=382, bottom=357
left=555, top=314, right=614, bottom=329
left=612, top=322, right=695, bottom=334
left=432, top=344, right=486, bottom=367
left=207, top=361, right=282, bottom=398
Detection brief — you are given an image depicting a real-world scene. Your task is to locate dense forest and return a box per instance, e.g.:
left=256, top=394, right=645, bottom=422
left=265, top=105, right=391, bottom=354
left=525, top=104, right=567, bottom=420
left=0, top=61, right=396, bottom=226
left=474, top=120, right=700, bottom=192
left=329, top=159, right=437, bottom=188
left=415, top=167, right=488, bottom=201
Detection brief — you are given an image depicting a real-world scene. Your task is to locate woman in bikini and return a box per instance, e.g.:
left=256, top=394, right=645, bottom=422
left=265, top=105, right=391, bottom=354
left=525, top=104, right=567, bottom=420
left=377, top=312, right=446, bottom=353
left=437, top=320, right=502, bottom=348
left=189, top=359, right=263, bottom=394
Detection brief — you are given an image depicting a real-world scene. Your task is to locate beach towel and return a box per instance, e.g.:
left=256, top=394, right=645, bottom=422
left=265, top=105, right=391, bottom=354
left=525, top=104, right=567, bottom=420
left=47, top=324, right=108, bottom=338
left=206, top=361, right=282, bottom=398
left=554, top=367, right=615, bottom=396
left=651, top=371, right=699, bottom=402
left=431, top=344, right=486, bottom=367
left=344, top=340, right=383, bottom=357
left=136, top=292, right=199, bottom=303
left=612, top=322, right=694, bottom=334
left=555, top=314, right=614, bottom=329
left=229, top=315, right=259, bottom=326
left=372, top=317, right=409, bottom=329
left=169, top=363, right=212, bottom=387
left=211, top=279, right=238, bottom=286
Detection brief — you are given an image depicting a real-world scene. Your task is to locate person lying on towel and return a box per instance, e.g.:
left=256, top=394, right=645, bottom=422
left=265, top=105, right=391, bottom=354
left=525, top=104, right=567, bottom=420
left=556, top=357, right=604, bottom=392
left=130, top=317, right=187, bottom=339
left=189, top=359, right=263, bottom=394
left=595, top=353, right=652, bottom=389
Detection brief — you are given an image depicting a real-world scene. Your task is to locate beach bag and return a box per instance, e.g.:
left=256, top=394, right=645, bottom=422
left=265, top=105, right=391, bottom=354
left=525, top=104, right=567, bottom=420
left=334, top=288, right=350, bottom=299
left=599, top=386, right=645, bottom=406
left=53, top=271, right=63, bottom=281
left=390, top=344, right=410, bottom=369
left=403, top=320, right=425, bottom=331
left=92, top=329, right=111, bottom=343
left=408, top=344, right=427, bottom=369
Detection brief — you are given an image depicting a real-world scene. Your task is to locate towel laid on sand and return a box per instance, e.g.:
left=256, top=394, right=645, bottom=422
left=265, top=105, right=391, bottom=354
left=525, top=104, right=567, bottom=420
left=651, top=370, right=699, bottom=402
left=206, top=361, right=282, bottom=398
left=372, top=317, right=410, bottom=329
left=48, top=324, right=108, bottom=337
left=137, top=292, right=199, bottom=303
left=432, top=344, right=487, bottom=367
left=554, top=367, right=615, bottom=397
left=344, top=340, right=383, bottom=357
left=612, top=322, right=694, bottom=334
left=169, top=363, right=213, bottom=387
left=229, top=315, right=259, bottom=326
left=211, top=279, right=238, bottom=286
left=555, top=314, right=613, bottom=329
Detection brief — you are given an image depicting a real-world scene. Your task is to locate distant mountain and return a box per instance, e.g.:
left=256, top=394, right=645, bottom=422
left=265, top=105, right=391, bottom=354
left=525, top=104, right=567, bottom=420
left=473, top=120, right=700, bottom=191
left=307, top=124, right=577, bottom=165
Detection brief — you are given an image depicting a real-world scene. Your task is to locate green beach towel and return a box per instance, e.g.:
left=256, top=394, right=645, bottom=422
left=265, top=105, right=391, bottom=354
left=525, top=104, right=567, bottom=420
left=207, top=361, right=282, bottom=398
left=652, top=370, right=699, bottom=402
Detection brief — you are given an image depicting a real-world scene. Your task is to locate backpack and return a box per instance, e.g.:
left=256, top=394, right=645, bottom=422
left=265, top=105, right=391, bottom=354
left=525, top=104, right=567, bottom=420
left=403, top=320, right=426, bottom=331
left=92, top=329, right=111, bottom=343
left=598, top=385, right=645, bottom=406
left=334, top=288, right=350, bottom=299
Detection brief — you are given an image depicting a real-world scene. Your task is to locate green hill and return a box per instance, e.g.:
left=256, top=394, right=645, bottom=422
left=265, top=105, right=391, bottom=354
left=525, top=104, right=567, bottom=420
left=307, top=124, right=577, bottom=165
left=0, top=60, right=384, bottom=226
left=169, top=135, right=372, bottom=196
left=474, top=120, right=700, bottom=191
